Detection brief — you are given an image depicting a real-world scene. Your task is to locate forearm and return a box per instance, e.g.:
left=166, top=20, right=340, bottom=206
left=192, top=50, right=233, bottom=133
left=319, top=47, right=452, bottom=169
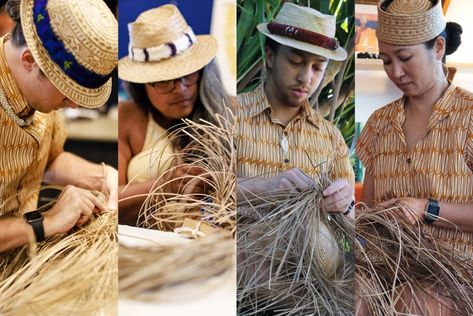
left=44, top=152, right=103, bottom=191
left=118, top=181, right=156, bottom=225
left=434, top=202, right=473, bottom=233
left=0, top=218, right=35, bottom=252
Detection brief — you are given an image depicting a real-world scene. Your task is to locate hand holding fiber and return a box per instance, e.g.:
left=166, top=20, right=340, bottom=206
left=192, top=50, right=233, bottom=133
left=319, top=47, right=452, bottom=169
left=43, top=185, right=109, bottom=237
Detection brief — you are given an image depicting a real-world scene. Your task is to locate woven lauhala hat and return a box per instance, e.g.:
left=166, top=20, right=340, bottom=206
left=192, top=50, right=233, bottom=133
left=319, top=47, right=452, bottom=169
left=376, top=0, right=446, bottom=45
left=257, top=3, right=347, bottom=61
left=21, top=0, right=117, bottom=108
left=118, top=4, right=217, bottom=84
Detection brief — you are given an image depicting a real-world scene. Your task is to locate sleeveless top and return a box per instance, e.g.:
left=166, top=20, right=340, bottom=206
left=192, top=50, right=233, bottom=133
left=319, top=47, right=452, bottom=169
left=127, top=114, right=176, bottom=183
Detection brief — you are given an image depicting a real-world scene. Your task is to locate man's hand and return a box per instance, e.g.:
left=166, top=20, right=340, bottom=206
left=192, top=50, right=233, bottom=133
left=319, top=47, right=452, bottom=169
left=102, top=165, right=118, bottom=211
left=43, top=185, right=109, bottom=237
left=321, top=179, right=354, bottom=218
left=238, top=168, right=316, bottom=203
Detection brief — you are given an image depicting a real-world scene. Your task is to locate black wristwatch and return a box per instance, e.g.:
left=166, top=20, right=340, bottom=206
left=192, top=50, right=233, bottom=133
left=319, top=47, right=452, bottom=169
left=424, top=198, right=440, bottom=225
left=24, top=211, right=45, bottom=242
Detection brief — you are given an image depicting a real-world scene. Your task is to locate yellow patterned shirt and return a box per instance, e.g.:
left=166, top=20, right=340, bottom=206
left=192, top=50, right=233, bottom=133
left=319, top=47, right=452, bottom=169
left=237, top=83, right=354, bottom=184
left=0, top=37, right=66, bottom=218
left=356, top=83, right=473, bottom=254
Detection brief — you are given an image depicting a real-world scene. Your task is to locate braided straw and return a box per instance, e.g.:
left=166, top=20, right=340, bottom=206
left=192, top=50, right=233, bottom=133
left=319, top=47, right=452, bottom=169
left=376, top=0, right=446, bottom=45
left=118, top=4, right=217, bottom=83
left=20, top=0, right=117, bottom=108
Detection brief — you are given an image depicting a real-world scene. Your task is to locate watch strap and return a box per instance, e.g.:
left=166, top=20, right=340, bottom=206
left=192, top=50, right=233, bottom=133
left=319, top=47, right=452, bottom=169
left=424, top=198, right=440, bottom=225
left=24, top=211, right=45, bottom=242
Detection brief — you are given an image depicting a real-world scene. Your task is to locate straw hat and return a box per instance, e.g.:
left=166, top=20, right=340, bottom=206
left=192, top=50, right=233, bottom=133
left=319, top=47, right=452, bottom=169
left=257, top=3, right=346, bottom=61
left=20, top=0, right=117, bottom=108
left=377, top=0, right=446, bottom=45
left=118, top=4, right=217, bottom=84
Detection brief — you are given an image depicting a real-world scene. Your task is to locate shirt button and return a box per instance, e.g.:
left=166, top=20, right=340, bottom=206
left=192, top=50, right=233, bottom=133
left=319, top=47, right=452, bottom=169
left=406, top=158, right=412, bottom=164
left=283, top=131, right=288, bottom=136
left=284, top=158, right=289, bottom=163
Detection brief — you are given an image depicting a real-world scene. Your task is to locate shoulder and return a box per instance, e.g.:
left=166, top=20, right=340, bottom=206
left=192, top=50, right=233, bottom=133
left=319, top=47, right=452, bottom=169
left=362, top=99, right=400, bottom=135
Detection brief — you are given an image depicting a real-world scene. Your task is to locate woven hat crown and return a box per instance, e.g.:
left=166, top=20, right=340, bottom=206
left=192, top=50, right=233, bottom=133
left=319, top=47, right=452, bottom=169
left=128, top=5, right=190, bottom=49
left=47, top=0, right=117, bottom=75
left=377, top=0, right=446, bottom=45
left=274, top=3, right=336, bottom=38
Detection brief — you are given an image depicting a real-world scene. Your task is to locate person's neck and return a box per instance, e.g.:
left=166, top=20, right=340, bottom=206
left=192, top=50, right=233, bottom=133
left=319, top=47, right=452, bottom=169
left=264, top=80, right=302, bottom=126
left=405, top=79, right=449, bottom=117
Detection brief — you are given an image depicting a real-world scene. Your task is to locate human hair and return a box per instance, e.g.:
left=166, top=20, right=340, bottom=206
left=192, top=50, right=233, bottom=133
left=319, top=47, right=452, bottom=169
left=264, top=36, right=281, bottom=53
left=425, top=22, right=462, bottom=63
left=124, top=59, right=230, bottom=149
left=5, top=0, right=26, bottom=47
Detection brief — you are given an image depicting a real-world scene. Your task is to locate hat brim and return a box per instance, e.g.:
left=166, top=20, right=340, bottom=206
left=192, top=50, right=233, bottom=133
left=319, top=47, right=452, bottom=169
left=257, top=23, right=347, bottom=61
left=118, top=35, right=217, bottom=83
left=21, top=0, right=112, bottom=108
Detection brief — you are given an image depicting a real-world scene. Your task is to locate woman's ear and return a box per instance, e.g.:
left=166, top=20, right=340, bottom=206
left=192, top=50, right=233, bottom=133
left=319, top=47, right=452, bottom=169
left=434, top=36, right=446, bottom=61
left=19, top=47, right=36, bottom=72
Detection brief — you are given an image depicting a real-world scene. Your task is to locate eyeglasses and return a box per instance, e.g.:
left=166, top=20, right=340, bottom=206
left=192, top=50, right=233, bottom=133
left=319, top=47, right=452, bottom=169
left=149, top=71, right=200, bottom=94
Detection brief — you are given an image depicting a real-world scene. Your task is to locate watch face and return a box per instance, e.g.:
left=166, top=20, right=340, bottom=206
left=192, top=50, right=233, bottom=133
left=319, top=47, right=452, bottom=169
left=24, top=211, right=43, bottom=222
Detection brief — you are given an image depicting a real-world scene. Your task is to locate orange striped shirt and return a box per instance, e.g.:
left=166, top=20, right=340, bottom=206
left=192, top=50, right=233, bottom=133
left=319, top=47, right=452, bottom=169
left=237, top=83, right=354, bottom=184
left=0, top=37, right=66, bottom=218
left=356, top=83, right=473, bottom=255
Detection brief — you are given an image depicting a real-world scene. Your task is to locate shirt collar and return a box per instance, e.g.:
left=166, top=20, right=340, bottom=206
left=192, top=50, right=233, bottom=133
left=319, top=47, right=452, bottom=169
left=0, top=35, right=34, bottom=121
left=391, top=81, right=457, bottom=128
left=249, top=83, right=320, bottom=128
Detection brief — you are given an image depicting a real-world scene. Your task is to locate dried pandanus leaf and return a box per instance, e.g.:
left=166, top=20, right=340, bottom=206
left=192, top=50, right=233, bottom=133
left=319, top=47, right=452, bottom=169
left=237, top=170, right=355, bottom=315
left=356, top=205, right=473, bottom=315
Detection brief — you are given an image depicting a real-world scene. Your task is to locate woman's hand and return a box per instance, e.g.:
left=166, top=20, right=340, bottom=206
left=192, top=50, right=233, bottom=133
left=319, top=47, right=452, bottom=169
left=379, top=197, right=428, bottom=225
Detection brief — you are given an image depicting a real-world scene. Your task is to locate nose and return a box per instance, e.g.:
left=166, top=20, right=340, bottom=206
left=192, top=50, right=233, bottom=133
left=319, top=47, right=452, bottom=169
left=172, top=79, right=188, bottom=94
left=296, top=65, right=312, bottom=85
left=391, top=61, right=405, bottom=81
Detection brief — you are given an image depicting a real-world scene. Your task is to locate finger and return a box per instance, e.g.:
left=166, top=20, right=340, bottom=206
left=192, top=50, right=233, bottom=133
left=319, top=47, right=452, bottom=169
left=398, top=204, right=415, bottom=225
left=379, top=198, right=400, bottom=208
left=84, top=191, right=109, bottom=214
left=107, top=184, right=118, bottom=211
left=322, top=179, right=348, bottom=196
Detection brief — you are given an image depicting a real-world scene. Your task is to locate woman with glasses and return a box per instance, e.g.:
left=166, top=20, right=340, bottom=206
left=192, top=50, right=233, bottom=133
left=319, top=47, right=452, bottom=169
left=118, top=4, right=230, bottom=225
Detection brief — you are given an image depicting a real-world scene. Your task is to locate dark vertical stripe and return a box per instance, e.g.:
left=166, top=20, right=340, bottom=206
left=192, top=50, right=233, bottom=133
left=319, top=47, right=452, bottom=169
left=185, top=33, right=193, bottom=45
left=166, top=43, right=177, bottom=56
left=143, top=48, right=149, bottom=62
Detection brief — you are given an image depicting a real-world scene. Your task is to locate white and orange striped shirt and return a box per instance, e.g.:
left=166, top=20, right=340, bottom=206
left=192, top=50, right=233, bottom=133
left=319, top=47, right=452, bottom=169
left=237, top=83, right=354, bottom=184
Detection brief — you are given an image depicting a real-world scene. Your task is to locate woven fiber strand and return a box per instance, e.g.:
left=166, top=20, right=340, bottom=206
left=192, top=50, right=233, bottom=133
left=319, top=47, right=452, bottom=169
left=356, top=208, right=473, bottom=315
left=0, top=212, right=117, bottom=315
left=237, top=174, right=355, bottom=315
left=137, top=113, right=236, bottom=235
left=119, top=231, right=234, bottom=301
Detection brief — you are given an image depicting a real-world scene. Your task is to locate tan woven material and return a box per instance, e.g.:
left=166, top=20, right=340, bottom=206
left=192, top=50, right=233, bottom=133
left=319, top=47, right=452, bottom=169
left=20, top=0, right=117, bottom=108
left=118, top=4, right=217, bottom=83
left=356, top=83, right=473, bottom=257
left=0, top=38, right=66, bottom=218
left=376, top=0, right=446, bottom=45
left=257, top=3, right=346, bottom=61
left=237, top=83, right=354, bottom=184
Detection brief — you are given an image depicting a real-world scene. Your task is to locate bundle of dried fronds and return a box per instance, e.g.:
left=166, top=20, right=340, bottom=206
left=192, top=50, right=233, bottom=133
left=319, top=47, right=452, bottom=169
left=137, top=113, right=236, bottom=235
left=356, top=206, right=473, bottom=315
left=237, top=173, right=355, bottom=315
left=119, top=230, right=234, bottom=301
left=0, top=211, right=117, bottom=315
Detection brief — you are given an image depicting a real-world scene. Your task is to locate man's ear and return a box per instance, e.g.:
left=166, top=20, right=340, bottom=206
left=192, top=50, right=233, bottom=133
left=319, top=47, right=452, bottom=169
left=265, top=46, right=274, bottom=69
left=19, top=47, right=36, bottom=72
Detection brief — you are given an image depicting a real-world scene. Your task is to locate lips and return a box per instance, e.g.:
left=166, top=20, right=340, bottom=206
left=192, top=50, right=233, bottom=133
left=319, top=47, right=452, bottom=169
left=171, top=98, right=193, bottom=106
left=291, top=87, right=309, bottom=98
